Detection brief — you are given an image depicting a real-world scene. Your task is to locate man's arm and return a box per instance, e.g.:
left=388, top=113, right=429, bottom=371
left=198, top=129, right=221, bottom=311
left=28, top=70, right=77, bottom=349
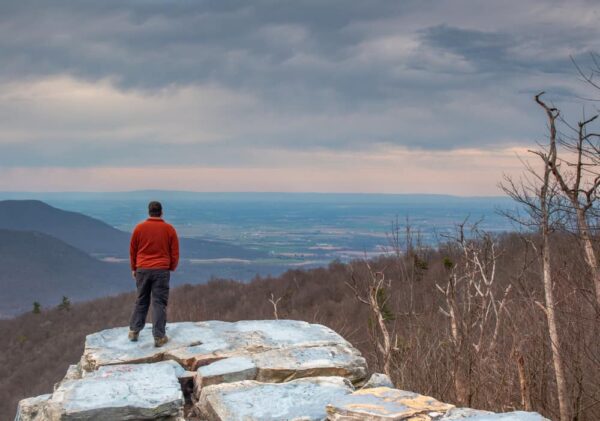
left=169, top=227, right=180, bottom=271
left=130, top=228, right=139, bottom=279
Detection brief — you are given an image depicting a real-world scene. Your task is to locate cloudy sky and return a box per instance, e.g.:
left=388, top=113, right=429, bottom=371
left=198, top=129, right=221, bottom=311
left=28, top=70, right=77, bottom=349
left=1, top=0, right=599, bottom=195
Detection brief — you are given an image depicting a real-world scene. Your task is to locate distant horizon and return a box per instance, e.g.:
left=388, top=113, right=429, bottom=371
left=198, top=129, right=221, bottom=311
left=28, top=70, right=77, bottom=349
left=0, top=189, right=510, bottom=199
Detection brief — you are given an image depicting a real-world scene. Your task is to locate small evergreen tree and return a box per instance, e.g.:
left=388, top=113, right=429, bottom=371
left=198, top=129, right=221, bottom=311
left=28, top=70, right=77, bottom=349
left=58, top=296, right=71, bottom=311
left=32, top=301, right=41, bottom=314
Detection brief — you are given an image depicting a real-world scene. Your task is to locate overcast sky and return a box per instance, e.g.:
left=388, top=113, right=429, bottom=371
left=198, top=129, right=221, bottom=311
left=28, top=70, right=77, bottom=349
left=1, top=0, right=599, bottom=195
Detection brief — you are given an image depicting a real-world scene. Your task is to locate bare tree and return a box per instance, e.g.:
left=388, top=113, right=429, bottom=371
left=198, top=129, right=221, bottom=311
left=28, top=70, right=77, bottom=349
left=534, top=93, right=600, bottom=308
left=385, top=216, right=428, bottom=316
left=346, top=261, right=397, bottom=377
left=268, top=292, right=282, bottom=320
left=500, top=93, right=570, bottom=421
left=436, top=222, right=511, bottom=407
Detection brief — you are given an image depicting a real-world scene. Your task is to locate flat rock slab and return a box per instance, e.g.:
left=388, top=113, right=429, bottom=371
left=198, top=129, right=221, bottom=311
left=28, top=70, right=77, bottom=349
left=81, top=320, right=355, bottom=372
left=167, top=320, right=354, bottom=370
left=195, top=344, right=367, bottom=391
left=326, top=387, right=454, bottom=420
left=80, top=322, right=206, bottom=371
left=197, top=376, right=354, bottom=421
left=43, top=361, right=184, bottom=420
left=196, top=356, right=258, bottom=389
left=253, top=344, right=367, bottom=383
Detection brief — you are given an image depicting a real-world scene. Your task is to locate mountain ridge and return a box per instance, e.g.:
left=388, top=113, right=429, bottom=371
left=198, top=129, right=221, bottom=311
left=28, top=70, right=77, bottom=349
left=0, top=228, right=130, bottom=316
left=0, top=199, right=266, bottom=259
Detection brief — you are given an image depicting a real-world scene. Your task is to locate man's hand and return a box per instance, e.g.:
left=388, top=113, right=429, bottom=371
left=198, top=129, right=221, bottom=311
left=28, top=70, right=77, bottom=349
left=131, top=270, right=136, bottom=280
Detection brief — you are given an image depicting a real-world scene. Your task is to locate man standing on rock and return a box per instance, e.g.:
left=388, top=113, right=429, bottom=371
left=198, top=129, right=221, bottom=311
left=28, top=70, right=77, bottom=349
left=129, top=201, right=179, bottom=347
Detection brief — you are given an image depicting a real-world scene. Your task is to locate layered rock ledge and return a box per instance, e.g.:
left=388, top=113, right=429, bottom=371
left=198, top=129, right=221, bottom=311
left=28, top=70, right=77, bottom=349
left=16, top=320, right=549, bottom=421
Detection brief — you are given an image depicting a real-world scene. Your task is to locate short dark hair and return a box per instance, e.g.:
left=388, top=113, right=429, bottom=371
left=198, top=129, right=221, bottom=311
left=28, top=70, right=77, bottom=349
left=148, top=201, right=162, bottom=217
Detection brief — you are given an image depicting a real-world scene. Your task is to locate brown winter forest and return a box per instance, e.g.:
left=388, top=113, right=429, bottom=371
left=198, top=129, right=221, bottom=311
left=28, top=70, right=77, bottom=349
left=1, top=227, right=599, bottom=420
left=3, top=88, right=600, bottom=420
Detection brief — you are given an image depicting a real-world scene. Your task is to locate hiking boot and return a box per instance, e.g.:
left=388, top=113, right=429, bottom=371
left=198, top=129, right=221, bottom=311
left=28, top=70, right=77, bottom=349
left=128, top=330, right=139, bottom=342
left=154, top=335, right=169, bottom=347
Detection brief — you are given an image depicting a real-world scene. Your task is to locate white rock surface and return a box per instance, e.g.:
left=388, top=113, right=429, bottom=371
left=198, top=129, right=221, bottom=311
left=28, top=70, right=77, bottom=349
left=194, top=343, right=366, bottom=393
left=197, top=376, right=354, bottom=421
left=80, top=322, right=206, bottom=371
left=196, top=356, right=258, bottom=389
left=44, top=361, right=184, bottom=420
left=80, top=320, right=355, bottom=372
left=253, top=344, right=367, bottom=383
left=166, top=320, right=355, bottom=370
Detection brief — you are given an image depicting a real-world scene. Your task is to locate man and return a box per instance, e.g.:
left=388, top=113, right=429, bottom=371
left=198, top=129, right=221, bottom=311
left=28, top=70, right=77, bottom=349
left=129, top=201, right=179, bottom=347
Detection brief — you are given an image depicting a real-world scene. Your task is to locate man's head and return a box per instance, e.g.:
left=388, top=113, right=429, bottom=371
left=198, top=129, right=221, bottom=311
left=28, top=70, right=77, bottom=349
left=148, top=201, right=163, bottom=217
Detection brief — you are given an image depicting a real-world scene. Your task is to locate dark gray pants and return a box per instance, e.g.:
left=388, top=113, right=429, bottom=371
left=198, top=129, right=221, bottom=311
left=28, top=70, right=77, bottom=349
left=129, top=269, right=170, bottom=338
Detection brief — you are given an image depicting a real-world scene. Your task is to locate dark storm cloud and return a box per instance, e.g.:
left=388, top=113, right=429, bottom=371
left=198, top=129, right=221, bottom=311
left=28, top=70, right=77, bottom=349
left=0, top=0, right=405, bottom=91
left=0, top=0, right=599, bottom=167
left=422, top=25, right=516, bottom=72
left=421, top=24, right=595, bottom=77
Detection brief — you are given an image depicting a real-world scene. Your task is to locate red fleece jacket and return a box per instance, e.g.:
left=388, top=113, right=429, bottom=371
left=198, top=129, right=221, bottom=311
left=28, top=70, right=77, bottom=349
left=130, top=217, right=179, bottom=271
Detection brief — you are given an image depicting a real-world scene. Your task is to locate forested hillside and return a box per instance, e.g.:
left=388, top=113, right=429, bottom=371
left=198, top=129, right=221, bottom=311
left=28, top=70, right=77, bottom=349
left=2, top=230, right=598, bottom=420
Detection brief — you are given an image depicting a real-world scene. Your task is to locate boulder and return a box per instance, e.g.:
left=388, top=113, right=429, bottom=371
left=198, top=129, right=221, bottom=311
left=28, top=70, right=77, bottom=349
left=14, top=394, right=51, bottom=421
left=43, top=361, right=184, bottom=420
left=361, top=373, right=394, bottom=389
left=197, top=376, right=354, bottom=421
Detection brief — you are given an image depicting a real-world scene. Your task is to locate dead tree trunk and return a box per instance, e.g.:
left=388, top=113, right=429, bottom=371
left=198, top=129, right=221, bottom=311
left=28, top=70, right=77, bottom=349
left=537, top=93, right=600, bottom=308
left=346, top=263, right=397, bottom=377
left=541, top=208, right=570, bottom=421
left=499, top=92, right=571, bottom=421
left=513, top=349, right=532, bottom=411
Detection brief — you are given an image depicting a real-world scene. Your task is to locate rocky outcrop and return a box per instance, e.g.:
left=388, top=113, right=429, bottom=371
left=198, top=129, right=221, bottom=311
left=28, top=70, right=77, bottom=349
left=16, top=320, right=549, bottom=421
